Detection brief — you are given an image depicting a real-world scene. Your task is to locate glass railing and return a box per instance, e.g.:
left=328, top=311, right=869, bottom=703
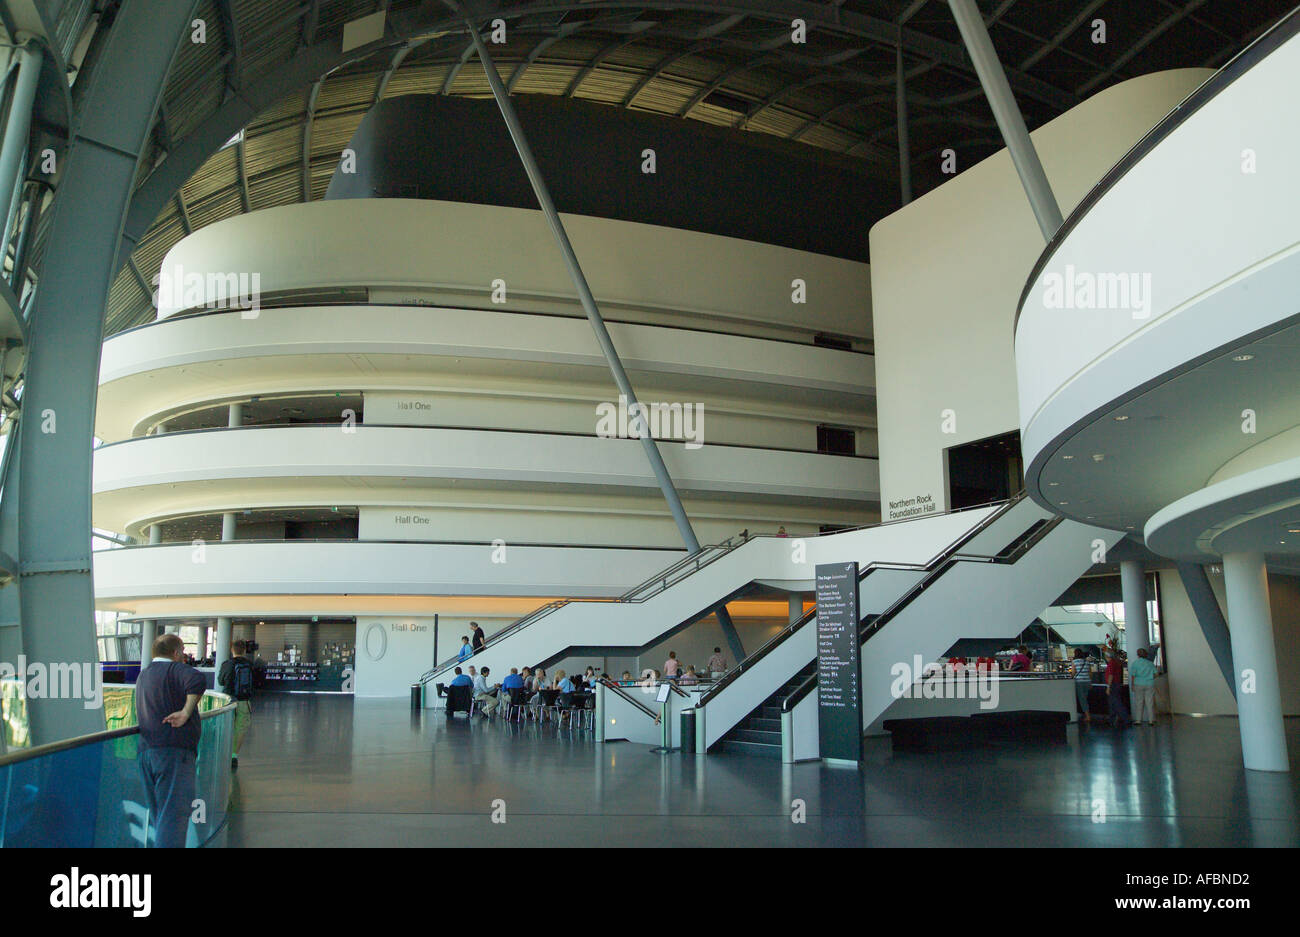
left=0, top=681, right=235, bottom=847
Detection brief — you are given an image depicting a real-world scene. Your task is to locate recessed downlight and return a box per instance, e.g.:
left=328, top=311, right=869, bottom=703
left=1114, top=415, right=1129, bottom=421
left=1062, top=455, right=1074, bottom=460
left=1091, top=453, right=1105, bottom=462
left=1232, top=354, right=1255, bottom=362
left=1048, top=482, right=1060, bottom=487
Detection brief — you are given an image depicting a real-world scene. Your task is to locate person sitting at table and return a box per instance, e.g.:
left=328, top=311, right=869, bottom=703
left=664, top=651, right=681, bottom=678
left=500, top=667, right=525, bottom=701
left=680, top=665, right=699, bottom=685
left=448, top=667, right=472, bottom=688
left=527, top=667, right=547, bottom=718
left=473, top=666, right=500, bottom=718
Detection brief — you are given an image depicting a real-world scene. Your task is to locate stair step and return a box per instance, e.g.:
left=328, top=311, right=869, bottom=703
left=748, top=717, right=780, bottom=732
left=722, top=739, right=781, bottom=759
left=759, top=705, right=782, bottom=719
left=733, top=728, right=781, bottom=744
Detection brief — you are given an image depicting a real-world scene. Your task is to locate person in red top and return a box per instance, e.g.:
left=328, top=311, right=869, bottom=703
left=1104, top=650, right=1130, bottom=729
left=1009, top=646, right=1032, bottom=672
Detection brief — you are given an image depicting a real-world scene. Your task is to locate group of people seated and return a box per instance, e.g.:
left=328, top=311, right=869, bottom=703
left=443, top=647, right=732, bottom=719
left=445, top=663, right=605, bottom=719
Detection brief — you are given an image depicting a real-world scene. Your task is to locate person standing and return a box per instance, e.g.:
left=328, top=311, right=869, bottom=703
left=1129, top=647, right=1158, bottom=726
left=707, top=647, right=727, bottom=674
left=1071, top=647, right=1093, bottom=725
left=457, top=636, right=473, bottom=662
left=471, top=622, right=486, bottom=654
left=217, top=639, right=255, bottom=769
left=663, top=651, right=681, bottom=678
left=1104, top=650, right=1130, bottom=729
left=135, top=633, right=206, bottom=848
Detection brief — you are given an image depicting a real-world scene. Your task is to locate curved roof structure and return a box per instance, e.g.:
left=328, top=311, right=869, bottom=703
left=16, top=0, right=1291, bottom=335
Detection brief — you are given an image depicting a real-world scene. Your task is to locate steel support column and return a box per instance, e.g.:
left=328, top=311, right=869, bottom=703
left=0, top=41, right=42, bottom=237
left=1175, top=562, right=1235, bottom=699
left=946, top=0, right=1063, bottom=240
left=16, top=0, right=200, bottom=744
left=0, top=418, right=24, bottom=667
left=466, top=20, right=745, bottom=663
left=895, top=27, right=911, bottom=206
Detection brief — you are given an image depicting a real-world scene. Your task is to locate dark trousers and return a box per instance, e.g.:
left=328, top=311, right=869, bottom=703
left=138, top=746, right=196, bottom=848
left=1107, top=683, right=1130, bottom=727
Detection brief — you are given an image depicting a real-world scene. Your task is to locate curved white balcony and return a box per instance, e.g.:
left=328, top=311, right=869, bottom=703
left=96, top=304, right=874, bottom=442
left=1014, top=17, right=1300, bottom=556
left=92, top=424, right=880, bottom=536
left=150, top=197, right=871, bottom=340
left=92, top=540, right=680, bottom=614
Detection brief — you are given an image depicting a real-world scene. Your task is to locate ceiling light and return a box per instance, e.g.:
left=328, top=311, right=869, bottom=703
left=1092, top=454, right=1105, bottom=462
left=1232, top=354, right=1254, bottom=362
left=1062, top=455, right=1074, bottom=460
left=1114, top=415, right=1129, bottom=421
left=1048, top=482, right=1060, bottom=487
left=1059, top=501, right=1069, bottom=506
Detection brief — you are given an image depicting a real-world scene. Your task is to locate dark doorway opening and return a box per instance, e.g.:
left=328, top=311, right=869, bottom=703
left=946, top=431, right=1023, bottom=509
left=817, top=425, right=856, bottom=455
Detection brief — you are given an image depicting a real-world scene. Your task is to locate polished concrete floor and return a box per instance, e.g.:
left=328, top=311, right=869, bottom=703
left=213, top=695, right=1300, bottom=847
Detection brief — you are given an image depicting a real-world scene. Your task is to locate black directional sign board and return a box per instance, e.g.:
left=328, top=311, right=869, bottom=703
left=816, top=561, right=862, bottom=763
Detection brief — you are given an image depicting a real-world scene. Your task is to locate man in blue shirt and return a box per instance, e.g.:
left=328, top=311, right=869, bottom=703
left=498, top=668, right=525, bottom=718
left=135, top=633, right=207, bottom=848
left=457, top=636, right=473, bottom=662
left=449, top=666, right=472, bottom=688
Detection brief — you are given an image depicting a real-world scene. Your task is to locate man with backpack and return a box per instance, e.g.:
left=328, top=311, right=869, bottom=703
left=218, top=639, right=255, bottom=769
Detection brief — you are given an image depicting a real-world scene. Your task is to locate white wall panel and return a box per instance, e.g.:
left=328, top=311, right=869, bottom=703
left=870, top=69, right=1210, bottom=518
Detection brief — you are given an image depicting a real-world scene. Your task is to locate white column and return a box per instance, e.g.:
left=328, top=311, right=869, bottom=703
left=141, top=620, right=160, bottom=665
left=215, top=616, right=233, bottom=678
left=1120, top=560, right=1151, bottom=648
left=220, top=405, right=242, bottom=544
left=1221, top=552, right=1290, bottom=773
left=148, top=524, right=162, bottom=545
left=196, top=625, right=208, bottom=660
left=788, top=592, right=803, bottom=625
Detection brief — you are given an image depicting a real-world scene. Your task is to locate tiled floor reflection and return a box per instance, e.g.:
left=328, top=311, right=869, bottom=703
left=213, top=696, right=1300, bottom=847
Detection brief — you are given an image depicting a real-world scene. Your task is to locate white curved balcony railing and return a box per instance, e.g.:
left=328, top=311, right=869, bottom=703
left=1014, top=10, right=1300, bottom=534
left=92, top=424, right=880, bottom=534
left=96, top=304, right=874, bottom=441
left=92, top=540, right=682, bottom=605
left=150, top=198, right=872, bottom=339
